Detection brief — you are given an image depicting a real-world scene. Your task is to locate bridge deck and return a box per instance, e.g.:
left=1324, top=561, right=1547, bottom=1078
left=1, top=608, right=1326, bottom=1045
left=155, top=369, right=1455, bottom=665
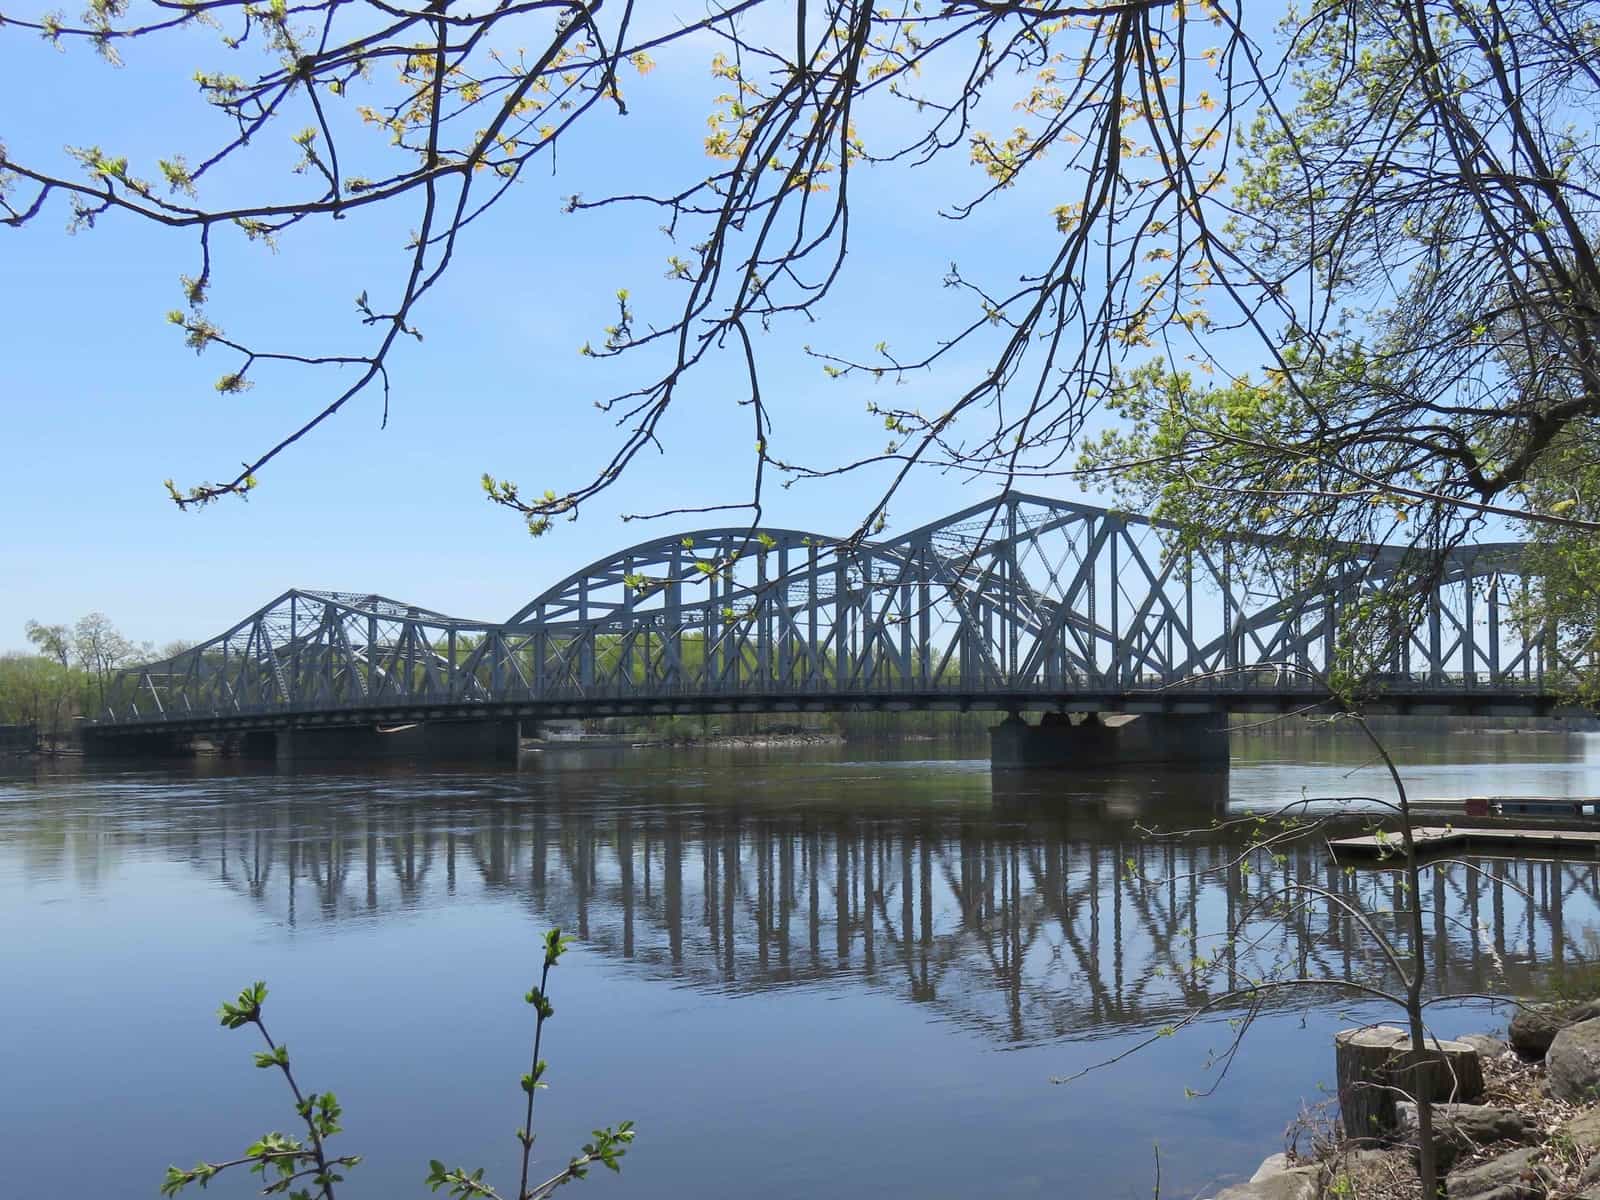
left=86, top=683, right=1572, bottom=739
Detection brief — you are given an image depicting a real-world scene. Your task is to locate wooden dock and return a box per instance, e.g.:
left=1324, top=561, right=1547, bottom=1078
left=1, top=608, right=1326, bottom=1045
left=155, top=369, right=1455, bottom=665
left=1330, top=824, right=1600, bottom=861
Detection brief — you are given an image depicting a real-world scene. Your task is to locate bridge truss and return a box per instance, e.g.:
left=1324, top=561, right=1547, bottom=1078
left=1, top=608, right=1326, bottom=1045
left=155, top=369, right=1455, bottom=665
left=101, top=492, right=1573, bottom=728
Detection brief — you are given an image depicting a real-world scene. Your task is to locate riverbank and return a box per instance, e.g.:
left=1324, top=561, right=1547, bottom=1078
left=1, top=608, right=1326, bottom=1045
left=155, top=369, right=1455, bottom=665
left=1218, top=1004, right=1600, bottom=1200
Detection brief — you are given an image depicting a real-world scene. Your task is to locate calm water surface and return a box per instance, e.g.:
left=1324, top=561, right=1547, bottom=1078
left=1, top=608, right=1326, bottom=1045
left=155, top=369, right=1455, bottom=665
left=4, top=731, right=1600, bottom=1199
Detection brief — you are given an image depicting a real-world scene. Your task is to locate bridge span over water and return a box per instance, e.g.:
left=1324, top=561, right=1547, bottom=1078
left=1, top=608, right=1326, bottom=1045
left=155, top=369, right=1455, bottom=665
left=92, top=492, right=1572, bottom=762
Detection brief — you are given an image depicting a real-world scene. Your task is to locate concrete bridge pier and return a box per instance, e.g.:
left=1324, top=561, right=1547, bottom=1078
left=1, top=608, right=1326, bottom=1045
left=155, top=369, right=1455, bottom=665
left=989, top=711, right=1229, bottom=771
left=253, top=719, right=524, bottom=765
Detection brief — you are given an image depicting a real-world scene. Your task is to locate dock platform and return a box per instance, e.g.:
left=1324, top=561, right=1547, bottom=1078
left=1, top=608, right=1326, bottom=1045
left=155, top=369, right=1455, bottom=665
left=1331, top=824, right=1600, bottom=861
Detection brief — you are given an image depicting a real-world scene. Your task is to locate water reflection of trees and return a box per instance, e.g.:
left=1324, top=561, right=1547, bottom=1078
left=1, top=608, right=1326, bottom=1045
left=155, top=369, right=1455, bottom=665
left=15, top=771, right=1600, bottom=1044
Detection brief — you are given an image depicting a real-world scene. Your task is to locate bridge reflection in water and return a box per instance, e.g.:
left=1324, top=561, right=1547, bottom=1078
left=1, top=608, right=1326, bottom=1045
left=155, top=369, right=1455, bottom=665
left=50, top=759, right=1595, bottom=1044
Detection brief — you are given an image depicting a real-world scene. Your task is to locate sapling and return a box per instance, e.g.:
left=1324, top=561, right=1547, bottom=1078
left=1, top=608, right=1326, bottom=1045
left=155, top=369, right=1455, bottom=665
left=162, top=926, right=634, bottom=1200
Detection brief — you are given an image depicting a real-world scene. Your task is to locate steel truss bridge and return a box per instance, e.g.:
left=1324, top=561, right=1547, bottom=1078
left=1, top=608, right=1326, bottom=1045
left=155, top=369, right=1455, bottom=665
left=98, top=491, right=1575, bottom=735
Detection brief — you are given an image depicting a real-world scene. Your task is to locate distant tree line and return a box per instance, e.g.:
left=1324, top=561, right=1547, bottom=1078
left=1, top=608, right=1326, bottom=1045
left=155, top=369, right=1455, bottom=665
left=0, top=615, right=186, bottom=737
left=576, top=709, right=1000, bottom=742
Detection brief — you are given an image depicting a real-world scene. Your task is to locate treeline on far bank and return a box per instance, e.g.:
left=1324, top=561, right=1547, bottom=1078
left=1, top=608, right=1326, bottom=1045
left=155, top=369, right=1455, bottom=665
left=577, top=710, right=1600, bottom=744
left=562, top=709, right=1003, bottom=742
left=1, top=614, right=186, bottom=739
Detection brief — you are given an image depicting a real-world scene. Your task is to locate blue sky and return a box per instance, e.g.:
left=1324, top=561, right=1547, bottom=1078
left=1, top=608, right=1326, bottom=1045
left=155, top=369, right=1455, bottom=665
left=1, top=6, right=1246, bottom=652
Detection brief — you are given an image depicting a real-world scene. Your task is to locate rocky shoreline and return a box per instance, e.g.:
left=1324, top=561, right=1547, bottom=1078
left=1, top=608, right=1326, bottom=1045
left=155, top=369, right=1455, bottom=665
left=1212, top=1002, right=1600, bottom=1200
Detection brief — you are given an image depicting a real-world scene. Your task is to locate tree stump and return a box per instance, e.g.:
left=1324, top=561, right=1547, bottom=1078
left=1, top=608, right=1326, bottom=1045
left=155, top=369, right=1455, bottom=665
left=1335, top=1026, right=1485, bottom=1139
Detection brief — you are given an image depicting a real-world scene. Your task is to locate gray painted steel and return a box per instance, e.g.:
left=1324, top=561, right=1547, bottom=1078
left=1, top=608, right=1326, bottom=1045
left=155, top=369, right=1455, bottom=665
left=93, top=491, right=1575, bottom=736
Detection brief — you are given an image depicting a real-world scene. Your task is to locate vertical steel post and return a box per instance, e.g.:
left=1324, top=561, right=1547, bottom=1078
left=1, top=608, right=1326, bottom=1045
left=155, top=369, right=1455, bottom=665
left=1006, top=501, right=1018, bottom=684
left=918, top=562, right=931, bottom=686
left=899, top=578, right=912, bottom=688
left=861, top=551, right=874, bottom=687
left=1087, top=517, right=1098, bottom=681
left=289, top=595, right=299, bottom=707
left=833, top=557, right=846, bottom=688
left=778, top=540, right=792, bottom=687
left=707, top=567, right=719, bottom=688
left=620, top=556, right=635, bottom=691
left=1488, top=575, right=1501, bottom=686
left=1522, top=576, right=1531, bottom=683
left=367, top=615, right=378, bottom=699
left=1110, top=522, right=1121, bottom=686
left=808, top=543, right=820, bottom=686
left=533, top=628, right=545, bottom=697
left=1428, top=586, right=1442, bottom=684
left=1323, top=589, right=1335, bottom=674
left=1222, top=546, right=1236, bottom=675
left=757, top=545, right=771, bottom=687
left=667, top=547, right=682, bottom=688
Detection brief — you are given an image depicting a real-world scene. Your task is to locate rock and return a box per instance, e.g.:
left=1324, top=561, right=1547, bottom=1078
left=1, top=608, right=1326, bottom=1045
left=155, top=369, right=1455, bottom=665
left=1323, top=1148, right=1395, bottom=1194
left=1508, top=1000, right=1600, bottom=1058
left=1458, top=1034, right=1511, bottom=1059
left=1249, top=1153, right=1293, bottom=1181
left=1339, top=1149, right=1393, bottom=1171
left=1397, top=1102, right=1528, bottom=1145
left=1204, top=1154, right=1322, bottom=1200
left=1565, top=1108, right=1600, bottom=1195
left=1564, top=1107, right=1600, bottom=1155
left=1395, top=1102, right=1526, bottom=1175
left=1423, top=1138, right=1465, bottom=1176
left=1548, top=1017, right=1600, bottom=1104
left=1322, top=1149, right=1398, bottom=1197
left=1336, top=1026, right=1486, bottom=1136
left=1212, top=1167, right=1320, bottom=1200
left=1444, top=1146, right=1553, bottom=1199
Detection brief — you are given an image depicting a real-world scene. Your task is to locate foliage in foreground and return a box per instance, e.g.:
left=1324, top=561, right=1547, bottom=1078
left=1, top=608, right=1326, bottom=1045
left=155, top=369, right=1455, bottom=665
left=7, top=0, right=1599, bottom=575
left=161, top=928, right=634, bottom=1200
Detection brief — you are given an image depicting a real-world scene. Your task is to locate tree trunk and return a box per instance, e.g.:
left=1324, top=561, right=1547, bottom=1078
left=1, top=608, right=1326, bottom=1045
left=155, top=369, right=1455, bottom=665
left=1335, top=1026, right=1485, bottom=1141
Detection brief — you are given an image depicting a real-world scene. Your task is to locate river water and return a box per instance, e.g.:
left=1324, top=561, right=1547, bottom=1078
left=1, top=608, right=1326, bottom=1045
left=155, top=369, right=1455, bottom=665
left=4, top=731, right=1600, bottom=1199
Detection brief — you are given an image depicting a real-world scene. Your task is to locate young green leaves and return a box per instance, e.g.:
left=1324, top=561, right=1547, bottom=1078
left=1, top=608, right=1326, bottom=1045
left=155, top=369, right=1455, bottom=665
left=218, top=980, right=268, bottom=1028
left=167, top=929, right=630, bottom=1200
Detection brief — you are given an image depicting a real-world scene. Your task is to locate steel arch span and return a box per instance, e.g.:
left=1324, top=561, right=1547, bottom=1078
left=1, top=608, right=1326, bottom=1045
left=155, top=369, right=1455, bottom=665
left=99, top=492, right=1579, bottom=731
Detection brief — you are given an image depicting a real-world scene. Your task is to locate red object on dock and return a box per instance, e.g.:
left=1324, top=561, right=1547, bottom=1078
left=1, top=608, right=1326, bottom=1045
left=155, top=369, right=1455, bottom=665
left=1463, top=798, right=1490, bottom=817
